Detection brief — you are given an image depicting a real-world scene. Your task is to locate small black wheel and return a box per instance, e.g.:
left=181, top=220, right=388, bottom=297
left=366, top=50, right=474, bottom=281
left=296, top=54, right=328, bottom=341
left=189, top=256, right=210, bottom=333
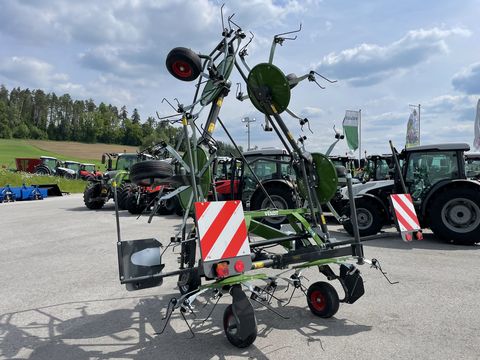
left=306, top=281, right=340, bottom=318
left=177, top=237, right=200, bottom=294
left=130, top=160, right=173, bottom=186
left=250, top=185, right=296, bottom=228
left=342, top=198, right=384, bottom=237
left=223, top=305, right=257, bottom=348
left=157, top=196, right=176, bottom=215
left=166, top=47, right=202, bottom=81
left=83, top=182, right=106, bottom=210
left=429, top=186, right=480, bottom=245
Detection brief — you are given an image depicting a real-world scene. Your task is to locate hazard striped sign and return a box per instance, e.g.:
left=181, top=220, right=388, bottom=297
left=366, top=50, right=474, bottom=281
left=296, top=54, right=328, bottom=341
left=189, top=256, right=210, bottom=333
left=194, top=200, right=250, bottom=262
left=390, top=194, right=421, bottom=232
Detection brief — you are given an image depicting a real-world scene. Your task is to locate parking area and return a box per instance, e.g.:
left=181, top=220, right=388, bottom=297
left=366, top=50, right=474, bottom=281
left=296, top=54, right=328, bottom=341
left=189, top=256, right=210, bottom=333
left=1, top=195, right=479, bottom=360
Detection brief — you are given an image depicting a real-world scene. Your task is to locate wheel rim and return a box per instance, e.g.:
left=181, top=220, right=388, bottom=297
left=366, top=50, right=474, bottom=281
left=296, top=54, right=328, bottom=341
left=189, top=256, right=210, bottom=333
left=260, top=194, right=288, bottom=225
left=310, top=290, right=327, bottom=312
left=357, top=208, right=373, bottom=230
left=441, top=198, right=480, bottom=233
left=172, top=60, right=192, bottom=78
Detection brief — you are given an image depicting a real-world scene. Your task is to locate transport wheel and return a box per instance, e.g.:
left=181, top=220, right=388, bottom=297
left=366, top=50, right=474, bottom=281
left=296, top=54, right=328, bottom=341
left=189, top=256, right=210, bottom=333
left=223, top=305, right=257, bottom=348
left=342, top=198, right=383, bottom=237
left=250, top=186, right=296, bottom=228
left=429, top=187, right=480, bottom=245
left=178, top=233, right=201, bottom=295
left=166, top=47, right=202, bottom=81
left=83, top=182, right=105, bottom=210
left=306, top=281, right=340, bottom=318
left=130, top=160, right=173, bottom=186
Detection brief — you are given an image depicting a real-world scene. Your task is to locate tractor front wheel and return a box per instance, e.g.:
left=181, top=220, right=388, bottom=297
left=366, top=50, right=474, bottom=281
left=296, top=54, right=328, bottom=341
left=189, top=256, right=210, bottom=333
left=83, top=182, right=106, bottom=210
left=429, top=187, right=480, bottom=245
left=342, top=198, right=384, bottom=237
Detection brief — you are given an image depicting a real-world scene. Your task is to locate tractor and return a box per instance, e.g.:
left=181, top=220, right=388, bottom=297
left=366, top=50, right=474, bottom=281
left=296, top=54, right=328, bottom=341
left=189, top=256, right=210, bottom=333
left=341, top=143, right=480, bottom=245
left=83, top=152, right=152, bottom=210
left=358, top=154, right=393, bottom=182
left=34, top=156, right=77, bottom=179
left=63, top=161, right=81, bottom=179
left=79, top=163, right=102, bottom=181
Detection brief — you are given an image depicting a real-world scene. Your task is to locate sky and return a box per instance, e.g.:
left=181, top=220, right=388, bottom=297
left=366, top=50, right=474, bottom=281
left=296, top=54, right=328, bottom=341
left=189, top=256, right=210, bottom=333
left=1, top=0, right=480, bottom=156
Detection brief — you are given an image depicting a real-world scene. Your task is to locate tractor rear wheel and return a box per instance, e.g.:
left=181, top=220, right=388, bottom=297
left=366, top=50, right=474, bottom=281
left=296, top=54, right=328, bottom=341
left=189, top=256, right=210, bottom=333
left=83, top=182, right=106, bottom=210
left=35, top=166, right=50, bottom=176
left=250, top=186, right=296, bottom=228
left=342, top=198, right=383, bottom=237
left=130, top=161, right=173, bottom=186
left=429, top=187, right=480, bottom=245
left=126, top=190, right=146, bottom=215
left=118, top=183, right=134, bottom=210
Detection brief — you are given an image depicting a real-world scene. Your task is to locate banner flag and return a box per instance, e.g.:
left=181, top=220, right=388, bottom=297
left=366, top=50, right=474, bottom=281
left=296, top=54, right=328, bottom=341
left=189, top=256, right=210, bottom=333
left=406, top=109, right=420, bottom=148
left=343, top=110, right=359, bottom=151
left=474, top=99, right=480, bottom=150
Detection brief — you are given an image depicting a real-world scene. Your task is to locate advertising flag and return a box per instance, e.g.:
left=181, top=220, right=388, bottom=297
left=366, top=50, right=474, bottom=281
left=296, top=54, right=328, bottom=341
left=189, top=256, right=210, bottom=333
left=474, top=99, right=480, bottom=150
left=343, top=110, right=359, bottom=151
left=406, top=109, right=420, bottom=148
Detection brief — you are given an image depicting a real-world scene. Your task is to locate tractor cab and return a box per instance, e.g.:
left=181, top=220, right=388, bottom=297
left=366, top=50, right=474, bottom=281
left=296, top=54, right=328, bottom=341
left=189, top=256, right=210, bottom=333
left=464, top=153, right=480, bottom=180
left=40, top=156, right=59, bottom=173
left=362, top=155, right=393, bottom=182
left=400, top=144, right=468, bottom=203
left=64, top=161, right=81, bottom=177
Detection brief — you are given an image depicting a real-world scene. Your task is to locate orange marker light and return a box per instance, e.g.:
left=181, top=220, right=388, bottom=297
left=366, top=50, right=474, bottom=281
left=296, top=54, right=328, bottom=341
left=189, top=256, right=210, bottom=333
left=215, top=262, right=229, bottom=278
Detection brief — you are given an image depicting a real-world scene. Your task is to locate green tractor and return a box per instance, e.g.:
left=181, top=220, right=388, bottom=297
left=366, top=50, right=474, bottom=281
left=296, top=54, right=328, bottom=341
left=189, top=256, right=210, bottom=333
left=83, top=152, right=152, bottom=210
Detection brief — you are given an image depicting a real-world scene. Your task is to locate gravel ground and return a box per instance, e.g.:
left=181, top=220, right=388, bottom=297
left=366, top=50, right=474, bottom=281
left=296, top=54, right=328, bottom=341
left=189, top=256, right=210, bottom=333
left=1, top=194, right=479, bottom=360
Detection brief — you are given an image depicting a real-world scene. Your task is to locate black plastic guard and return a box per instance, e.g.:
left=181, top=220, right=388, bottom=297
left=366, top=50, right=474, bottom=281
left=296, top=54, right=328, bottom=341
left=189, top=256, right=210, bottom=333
left=230, top=285, right=256, bottom=341
left=339, top=264, right=365, bottom=304
left=118, top=238, right=165, bottom=291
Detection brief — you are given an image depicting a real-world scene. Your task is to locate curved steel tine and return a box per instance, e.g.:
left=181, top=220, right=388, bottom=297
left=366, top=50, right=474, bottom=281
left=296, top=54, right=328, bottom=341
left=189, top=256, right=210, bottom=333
left=274, top=23, right=302, bottom=39
left=313, top=71, right=338, bottom=83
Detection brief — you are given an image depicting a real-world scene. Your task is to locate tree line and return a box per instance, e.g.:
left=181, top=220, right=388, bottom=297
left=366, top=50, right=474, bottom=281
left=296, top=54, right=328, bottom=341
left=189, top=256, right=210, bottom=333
left=0, top=85, right=241, bottom=155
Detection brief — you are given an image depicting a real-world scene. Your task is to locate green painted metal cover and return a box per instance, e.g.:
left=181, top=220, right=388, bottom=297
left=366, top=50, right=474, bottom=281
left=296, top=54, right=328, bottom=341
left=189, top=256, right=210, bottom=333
left=178, top=146, right=212, bottom=210
left=297, top=153, right=338, bottom=205
left=200, top=55, right=235, bottom=106
left=247, top=63, right=291, bottom=115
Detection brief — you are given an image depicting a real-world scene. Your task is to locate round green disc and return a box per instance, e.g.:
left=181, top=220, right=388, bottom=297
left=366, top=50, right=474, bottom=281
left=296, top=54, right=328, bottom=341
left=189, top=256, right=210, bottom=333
left=178, top=146, right=212, bottom=210
left=247, top=63, right=291, bottom=115
left=200, top=55, right=235, bottom=106
left=297, top=153, right=338, bottom=205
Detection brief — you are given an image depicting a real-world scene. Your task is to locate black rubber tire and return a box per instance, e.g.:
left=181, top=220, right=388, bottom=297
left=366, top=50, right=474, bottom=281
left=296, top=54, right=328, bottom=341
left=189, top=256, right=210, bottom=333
left=306, top=281, right=340, bottom=318
left=428, top=187, right=480, bottom=245
left=130, top=160, right=173, bottom=187
left=250, top=185, right=296, bottom=228
left=342, top=198, right=384, bottom=237
left=35, top=166, right=51, bottom=175
left=166, top=47, right=202, bottom=81
left=223, top=305, right=257, bottom=348
left=177, top=236, right=200, bottom=294
left=118, top=183, right=134, bottom=210
left=83, top=182, right=106, bottom=210
left=63, top=172, right=74, bottom=180
left=125, top=190, right=146, bottom=215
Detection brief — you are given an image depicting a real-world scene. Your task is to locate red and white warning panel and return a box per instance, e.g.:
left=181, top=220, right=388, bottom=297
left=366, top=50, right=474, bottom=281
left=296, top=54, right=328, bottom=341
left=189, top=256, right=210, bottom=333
left=194, top=200, right=252, bottom=279
left=389, top=194, right=423, bottom=241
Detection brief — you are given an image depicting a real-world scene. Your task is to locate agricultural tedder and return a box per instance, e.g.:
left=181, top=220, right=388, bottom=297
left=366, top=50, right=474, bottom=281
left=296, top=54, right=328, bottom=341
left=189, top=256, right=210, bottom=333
left=114, top=8, right=399, bottom=348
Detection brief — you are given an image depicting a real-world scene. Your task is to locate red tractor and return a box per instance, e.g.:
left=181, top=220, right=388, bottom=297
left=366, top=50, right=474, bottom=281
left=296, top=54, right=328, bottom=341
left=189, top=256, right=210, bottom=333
left=79, top=163, right=102, bottom=181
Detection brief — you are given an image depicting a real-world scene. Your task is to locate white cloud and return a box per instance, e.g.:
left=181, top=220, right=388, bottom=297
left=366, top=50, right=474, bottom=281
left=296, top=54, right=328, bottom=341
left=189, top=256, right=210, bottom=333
left=452, top=62, right=480, bottom=95
left=315, top=27, right=471, bottom=87
left=0, top=56, right=68, bottom=88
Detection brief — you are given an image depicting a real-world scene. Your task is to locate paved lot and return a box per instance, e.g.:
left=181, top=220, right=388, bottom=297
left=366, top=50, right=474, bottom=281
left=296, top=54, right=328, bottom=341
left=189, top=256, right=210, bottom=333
left=1, top=195, right=479, bottom=360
